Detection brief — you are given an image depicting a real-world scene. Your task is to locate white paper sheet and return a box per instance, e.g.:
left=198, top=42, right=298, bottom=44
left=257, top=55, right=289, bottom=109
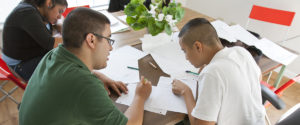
left=141, top=32, right=199, bottom=78
left=97, top=46, right=147, bottom=83
left=211, top=20, right=237, bottom=43
left=99, top=10, right=119, bottom=26
left=117, top=15, right=127, bottom=23
left=98, top=10, right=130, bottom=33
left=229, top=24, right=259, bottom=46
left=116, top=76, right=201, bottom=114
left=116, top=84, right=167, bottom=115
left=255, top=38, right=298, bottom=65
left=157, top=76, right=198, bottom=100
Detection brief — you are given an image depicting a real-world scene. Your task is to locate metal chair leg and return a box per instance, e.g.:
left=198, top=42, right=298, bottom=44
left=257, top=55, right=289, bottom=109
left=265, top=113, right=272, bottom=125
left=0, top=82, right=20, bottom=104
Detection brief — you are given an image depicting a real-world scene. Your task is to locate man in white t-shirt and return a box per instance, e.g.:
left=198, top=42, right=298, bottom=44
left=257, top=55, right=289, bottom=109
left=172, top=18, right=265, bottom=125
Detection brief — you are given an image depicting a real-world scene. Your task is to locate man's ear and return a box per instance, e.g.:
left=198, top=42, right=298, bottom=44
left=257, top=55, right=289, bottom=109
left=85, top=33, right=96, bottom=49
left=45, top=0, right=53, bottom=8
left=194, top=41, right=203, bottom=53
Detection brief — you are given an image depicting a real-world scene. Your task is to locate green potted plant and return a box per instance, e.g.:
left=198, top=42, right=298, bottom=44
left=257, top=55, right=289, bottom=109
left=124, top=0, right=185, bottom=36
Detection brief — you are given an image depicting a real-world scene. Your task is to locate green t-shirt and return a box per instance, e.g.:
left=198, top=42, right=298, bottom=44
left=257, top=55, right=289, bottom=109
left=19, top=45, right=128, bottom=125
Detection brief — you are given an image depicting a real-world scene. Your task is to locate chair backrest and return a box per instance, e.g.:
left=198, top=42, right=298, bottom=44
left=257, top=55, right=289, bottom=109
left=246, top=5, right=296, bottom=42
left=261, top=74, right=300, bottom=110
left=0, top=58, right=26, bottom=90
left=249, top=5, right=295, bottom=26
left=62, top=5, right=90, bottom=17
left=260, top=83, right=285, bottom=110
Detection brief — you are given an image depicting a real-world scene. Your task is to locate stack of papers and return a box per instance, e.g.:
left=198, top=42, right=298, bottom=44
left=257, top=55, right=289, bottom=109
left=227, top=24, right=298, bottom=65
left=116, top=76, right=200, bottom=114
left=211, top=20, right=237, bottom=43
left=117, top=15, right=127, bottom=23
left=97, top=46, right=147, bottom=83
left=209, top=20, right=298, bottom=65
left=229, top=24, right=259, bottom=46
left=140, top=32, right=199, bottom=78
left=255, top=38, right=298, bottom=65
left=98, top=10, right=130, bottom=33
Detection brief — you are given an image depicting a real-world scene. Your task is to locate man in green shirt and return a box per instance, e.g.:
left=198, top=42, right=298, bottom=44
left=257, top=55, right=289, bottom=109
left=19, top=7, right=152, bottom=125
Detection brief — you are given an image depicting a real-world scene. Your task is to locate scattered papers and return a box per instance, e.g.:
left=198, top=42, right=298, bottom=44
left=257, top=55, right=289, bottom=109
left=99, top=11, right=118, bottom=26
left=116, top=76, right=200, bottom=114
left=211, top=20, right=237, bottom=42
left=117, top=15, right=127, bottom=23
left=116, top=84, right=167, bottom=115
left=255, top=38, right=298, bottom=65
left=227, top=24, right=298, bottom=65
left=229, top=24, right=259, bottom=46
left=140, top=32, right=199, bottom=78
left=97, top=46, right=147, bottom=83
left=157, top=76, right=198, bottom=99
left=98, top=10, right=130, bottom=33
left=110, top=21, right=130, bottom=33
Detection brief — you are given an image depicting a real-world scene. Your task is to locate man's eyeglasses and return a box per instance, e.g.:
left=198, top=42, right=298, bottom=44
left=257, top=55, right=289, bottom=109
left=92, top=32, right=115, bottom=46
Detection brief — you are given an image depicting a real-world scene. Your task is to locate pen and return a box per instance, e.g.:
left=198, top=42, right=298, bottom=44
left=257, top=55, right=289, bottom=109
left=148, top=62, right=157, bottom=69
left=127, top=66, right=139, bottom=70
left=185, top=70, right=199, bottom=75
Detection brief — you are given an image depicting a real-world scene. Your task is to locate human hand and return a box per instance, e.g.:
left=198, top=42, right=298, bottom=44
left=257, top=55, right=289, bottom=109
left=93, top=71, right=128, bottom=96
left=172, top=79, right=190, bottom=96
left=135, top=76, right=152, bottom=101
left=104, top=80, right=128, bottom=96
left=53, top=24, right=62, bottom=34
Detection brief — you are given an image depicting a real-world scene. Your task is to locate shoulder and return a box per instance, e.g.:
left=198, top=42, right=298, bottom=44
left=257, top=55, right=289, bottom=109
left=14, top=2, right=37, bottom=14
left=5, top=2, right=39, bottom=23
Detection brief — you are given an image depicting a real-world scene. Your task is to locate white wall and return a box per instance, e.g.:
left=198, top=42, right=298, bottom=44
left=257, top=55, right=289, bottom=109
left=186, top=0, right=300, bottom=43
left=185, top=0, right=300, bottom=78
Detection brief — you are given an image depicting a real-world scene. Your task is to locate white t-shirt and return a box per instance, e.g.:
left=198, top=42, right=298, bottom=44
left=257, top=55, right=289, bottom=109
left=191, top=47, right=265, bottom=125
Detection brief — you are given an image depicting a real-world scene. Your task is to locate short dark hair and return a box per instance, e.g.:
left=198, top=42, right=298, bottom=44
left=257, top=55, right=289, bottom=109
left=178, top=18, right=220, bottom=47
left=24, top=0, right=68, bottom=8
left=62, top=7, right=110, bottom=48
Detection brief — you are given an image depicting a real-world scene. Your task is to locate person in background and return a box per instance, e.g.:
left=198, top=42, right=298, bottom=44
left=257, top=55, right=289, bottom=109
left=2, top=0, right=68, bottom=81
left=19, top=7, right=152, bottom=125
left=172, top=18, right=265, bottom=125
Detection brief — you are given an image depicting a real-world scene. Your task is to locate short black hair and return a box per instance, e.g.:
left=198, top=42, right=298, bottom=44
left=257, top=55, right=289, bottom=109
left=24, top=0, right=68, bottom=8
left=62, top=7, right=110, bottom=48
left=178, top=18, right=220, bottom=47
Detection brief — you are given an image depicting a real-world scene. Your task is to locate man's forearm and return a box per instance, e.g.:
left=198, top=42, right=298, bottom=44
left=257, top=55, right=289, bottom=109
left=124, top=96, right=145, bottom=125
left=183, top=88, right=196, bottom=124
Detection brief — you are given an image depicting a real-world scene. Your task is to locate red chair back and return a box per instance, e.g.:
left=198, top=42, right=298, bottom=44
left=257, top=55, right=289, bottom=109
left=249, top=5, right=296, bottom=26
left=62, top=5, right=90, bottom=17
left=0, top=58, right=27, bottom=90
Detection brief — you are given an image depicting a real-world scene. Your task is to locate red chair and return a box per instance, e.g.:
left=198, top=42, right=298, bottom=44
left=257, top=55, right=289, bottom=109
left=261, top=74, right=300, bottom=125
left=62, top=5, right=90, bottom=17
left=261, top=74, right=300, bottom=109
left=0, top=57, right=27, bottom=104
left=261, top=74, right=300, bottom=99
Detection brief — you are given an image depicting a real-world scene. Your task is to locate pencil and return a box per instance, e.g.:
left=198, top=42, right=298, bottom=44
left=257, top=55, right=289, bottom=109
left=127, top=66, right=139, bottom=70
left=148, top=62, right=157, bottom=69
left=185, top=70, right=199, bottom=75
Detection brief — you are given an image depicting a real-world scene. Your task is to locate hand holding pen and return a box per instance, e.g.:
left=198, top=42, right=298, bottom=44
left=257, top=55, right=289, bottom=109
left=135, top=76, right=152, bottom=101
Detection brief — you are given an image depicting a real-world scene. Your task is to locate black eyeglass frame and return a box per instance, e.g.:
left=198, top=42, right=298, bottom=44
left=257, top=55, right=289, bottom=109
left=91, top=32, right=115, bottom=46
